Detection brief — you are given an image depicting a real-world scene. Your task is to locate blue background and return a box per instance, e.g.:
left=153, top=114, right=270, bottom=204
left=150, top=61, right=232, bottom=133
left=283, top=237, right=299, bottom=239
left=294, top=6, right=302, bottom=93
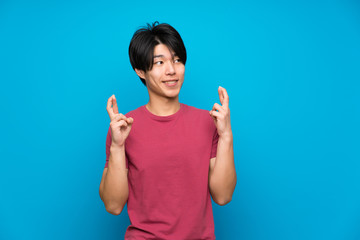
left=1, top=0, right=359, bottom=239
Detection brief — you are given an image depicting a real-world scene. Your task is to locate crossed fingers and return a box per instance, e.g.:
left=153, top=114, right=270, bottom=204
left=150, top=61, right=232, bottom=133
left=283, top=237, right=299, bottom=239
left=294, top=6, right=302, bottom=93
left=106, top=95, right=119, bottom=120
left=210, top=86, right=230, bottom=116
left=111, top=113, right=134, bottom=126
left=211, top=103, right=226, bottom=119
left=209, top=86, right=231, bottom=135
left=218, top=86, right=229, bottom=108
left=106, top=94, right=133, bottom=124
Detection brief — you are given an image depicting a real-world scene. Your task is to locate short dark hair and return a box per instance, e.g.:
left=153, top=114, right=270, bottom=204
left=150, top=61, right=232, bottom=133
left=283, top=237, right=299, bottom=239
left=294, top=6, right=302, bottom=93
left=128, top=21, right=187, bottom=86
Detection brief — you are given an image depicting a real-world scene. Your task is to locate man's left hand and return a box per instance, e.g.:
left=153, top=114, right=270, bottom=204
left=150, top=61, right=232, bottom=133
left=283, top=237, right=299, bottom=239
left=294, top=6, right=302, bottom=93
left=209, top=86, right=232, bottom=138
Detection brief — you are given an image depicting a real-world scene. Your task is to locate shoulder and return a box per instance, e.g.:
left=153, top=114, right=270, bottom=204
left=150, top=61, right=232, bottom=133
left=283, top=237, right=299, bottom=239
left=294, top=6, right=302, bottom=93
left=124, top=105, right=144, bottom=118
left=182, top=103, right=208, bottom=115
left=182, top=103, right=214, bottom=125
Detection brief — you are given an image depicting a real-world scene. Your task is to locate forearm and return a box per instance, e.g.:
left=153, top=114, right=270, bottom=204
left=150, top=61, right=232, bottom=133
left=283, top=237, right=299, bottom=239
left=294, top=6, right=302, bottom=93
left=101, top=145, right=129, bottom=214
left=209, top=133, right=236, bottom=205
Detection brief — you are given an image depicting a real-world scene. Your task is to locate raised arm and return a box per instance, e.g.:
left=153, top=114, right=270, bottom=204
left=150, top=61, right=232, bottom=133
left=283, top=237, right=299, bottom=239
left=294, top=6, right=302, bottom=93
left=208, top=86, right=237, bottom=205
left=99, top=95, right=134, bottom=215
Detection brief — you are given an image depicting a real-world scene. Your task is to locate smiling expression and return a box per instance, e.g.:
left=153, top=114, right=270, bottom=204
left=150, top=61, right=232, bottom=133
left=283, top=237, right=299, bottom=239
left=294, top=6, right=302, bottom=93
left=136, top=44, right=185, bottom=100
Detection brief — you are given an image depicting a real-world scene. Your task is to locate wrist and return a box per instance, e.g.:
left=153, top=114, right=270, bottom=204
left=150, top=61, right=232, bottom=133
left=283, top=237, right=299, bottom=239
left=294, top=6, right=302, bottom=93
left=110, top=144, right=125, bottom=152
left=219, top=131, right=233, bottom=142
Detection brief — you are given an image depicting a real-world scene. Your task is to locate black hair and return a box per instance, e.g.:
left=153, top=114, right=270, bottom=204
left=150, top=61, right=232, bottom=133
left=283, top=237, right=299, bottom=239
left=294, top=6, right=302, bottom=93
left=128, top=21, right=187, bottom=86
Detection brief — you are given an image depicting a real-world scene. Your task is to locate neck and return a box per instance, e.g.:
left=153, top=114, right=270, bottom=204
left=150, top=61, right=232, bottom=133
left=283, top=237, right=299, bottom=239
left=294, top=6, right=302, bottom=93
left=146, top=96, right=180, bottom=116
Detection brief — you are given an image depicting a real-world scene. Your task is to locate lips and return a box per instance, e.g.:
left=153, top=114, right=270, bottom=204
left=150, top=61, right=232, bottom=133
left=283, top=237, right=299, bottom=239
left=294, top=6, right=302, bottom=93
left=162, top=79, right=178, bottom=87
left=162, top=79, right=178, bottom=82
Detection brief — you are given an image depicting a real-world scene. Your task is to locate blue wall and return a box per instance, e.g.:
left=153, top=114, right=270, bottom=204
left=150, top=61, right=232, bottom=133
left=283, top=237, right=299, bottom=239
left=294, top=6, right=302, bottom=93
left=1, top=0, right=359, bottom=239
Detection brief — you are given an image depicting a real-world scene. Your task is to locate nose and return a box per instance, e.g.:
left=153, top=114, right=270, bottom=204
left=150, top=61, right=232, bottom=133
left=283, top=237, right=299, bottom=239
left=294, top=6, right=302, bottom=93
left=165, top=61, right=176, bottom=75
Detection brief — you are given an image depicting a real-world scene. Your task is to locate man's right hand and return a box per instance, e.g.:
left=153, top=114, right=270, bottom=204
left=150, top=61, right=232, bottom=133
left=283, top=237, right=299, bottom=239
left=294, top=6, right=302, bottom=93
left=106, top=95, right=134, bottom=148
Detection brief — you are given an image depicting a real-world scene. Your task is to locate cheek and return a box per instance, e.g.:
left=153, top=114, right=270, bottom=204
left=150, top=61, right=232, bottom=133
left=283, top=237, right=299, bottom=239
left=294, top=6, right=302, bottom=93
left=151, top=70, right=163, bottom=81
left=178, top=66, right=185, bottom=77
left=146, top=71, right=161, bottom=84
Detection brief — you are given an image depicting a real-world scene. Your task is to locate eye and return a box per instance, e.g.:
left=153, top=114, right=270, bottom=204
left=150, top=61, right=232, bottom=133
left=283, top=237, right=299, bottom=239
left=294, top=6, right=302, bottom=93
left=174, top=58, right=181, bottom=63
left=154, top=61, right=163, bottom=65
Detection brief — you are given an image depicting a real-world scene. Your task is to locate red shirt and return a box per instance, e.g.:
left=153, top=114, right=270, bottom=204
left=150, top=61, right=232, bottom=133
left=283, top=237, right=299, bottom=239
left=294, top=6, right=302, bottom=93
left=105, top=103, right=219, bottom=239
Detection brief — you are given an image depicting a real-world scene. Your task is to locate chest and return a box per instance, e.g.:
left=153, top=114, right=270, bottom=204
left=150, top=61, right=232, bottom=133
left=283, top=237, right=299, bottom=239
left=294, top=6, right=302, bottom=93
left=125, top=118, right=213, bottom=173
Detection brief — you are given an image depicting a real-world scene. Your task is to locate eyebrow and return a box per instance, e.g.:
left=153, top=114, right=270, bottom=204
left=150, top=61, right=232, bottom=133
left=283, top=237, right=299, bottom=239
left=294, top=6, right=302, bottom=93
left=153, top=53, right=178, bottom=59
left=153, top=55, right=165, bottom=59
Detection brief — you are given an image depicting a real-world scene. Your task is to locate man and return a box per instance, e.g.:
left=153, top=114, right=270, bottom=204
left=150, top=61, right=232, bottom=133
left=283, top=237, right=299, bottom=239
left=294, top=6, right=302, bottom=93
left=99, top=22, right=236, bottom=239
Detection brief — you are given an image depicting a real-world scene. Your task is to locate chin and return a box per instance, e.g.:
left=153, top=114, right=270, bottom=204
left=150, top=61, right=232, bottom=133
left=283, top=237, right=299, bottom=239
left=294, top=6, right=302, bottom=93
left=163, top=87, right=182, bottom=98
left=169, top=89, right=182, bottom=96
left=165, top=93, right=180, bottom=99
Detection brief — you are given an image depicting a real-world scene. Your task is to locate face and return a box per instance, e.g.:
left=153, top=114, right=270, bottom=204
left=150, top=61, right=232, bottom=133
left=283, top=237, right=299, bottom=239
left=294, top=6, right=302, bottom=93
left=136, top=44, right=185, bottom=101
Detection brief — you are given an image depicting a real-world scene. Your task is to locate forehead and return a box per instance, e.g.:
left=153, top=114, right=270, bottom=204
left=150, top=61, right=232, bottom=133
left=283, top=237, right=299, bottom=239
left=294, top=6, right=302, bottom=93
left=153, top=44, right=176, bottom=58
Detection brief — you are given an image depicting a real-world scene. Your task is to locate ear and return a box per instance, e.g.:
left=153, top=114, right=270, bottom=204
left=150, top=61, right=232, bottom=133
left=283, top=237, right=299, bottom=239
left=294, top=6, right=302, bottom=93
left=135, top=68, right=146, bottom=80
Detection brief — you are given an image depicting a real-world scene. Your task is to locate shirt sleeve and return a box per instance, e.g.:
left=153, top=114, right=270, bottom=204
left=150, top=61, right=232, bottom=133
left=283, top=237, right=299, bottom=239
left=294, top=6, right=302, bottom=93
left=105, top=127, right=111, bottom=168
left=210, top=126, right=219, bottom=159
left=105, top=127, right=129, bottom=169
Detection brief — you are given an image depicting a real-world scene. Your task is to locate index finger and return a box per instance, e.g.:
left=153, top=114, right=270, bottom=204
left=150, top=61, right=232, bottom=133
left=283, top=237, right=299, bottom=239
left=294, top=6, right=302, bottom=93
left=106, top=95, right=116, bottom=120
left=112, top=96, right=119, bottom=114
left=220, top=86, right=229, bottom=107
left=218, top=86, right=224, bottom=105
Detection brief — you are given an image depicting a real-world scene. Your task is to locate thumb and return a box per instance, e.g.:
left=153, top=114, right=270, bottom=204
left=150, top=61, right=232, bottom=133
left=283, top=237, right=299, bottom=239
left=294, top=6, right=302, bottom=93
left=209, top=110, right=216, bottom=121
left=126, top=117, right=134, bottom=124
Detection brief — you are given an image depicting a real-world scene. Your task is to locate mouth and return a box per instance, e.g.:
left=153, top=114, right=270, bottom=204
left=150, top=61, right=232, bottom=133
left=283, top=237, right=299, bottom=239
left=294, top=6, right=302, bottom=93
left=162, top=79, right=178, bottom=87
